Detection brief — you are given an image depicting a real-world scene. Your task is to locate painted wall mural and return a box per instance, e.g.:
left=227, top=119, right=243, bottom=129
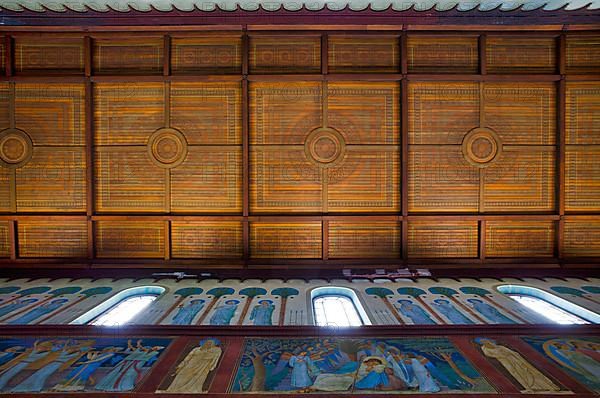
left=522, top=336, right=600, bottom=392
left=0, top=337, right=170, bottom=392
left=230, top=337, right=494, bottom=394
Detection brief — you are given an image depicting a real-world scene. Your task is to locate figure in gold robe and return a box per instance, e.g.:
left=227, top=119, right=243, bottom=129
left=162, top=339, right=222, bottom=393
left=476, top=338, right=560, bottom=393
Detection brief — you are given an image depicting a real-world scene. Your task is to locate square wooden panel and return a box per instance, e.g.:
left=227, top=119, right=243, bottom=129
left=328, top=36, right=399, bottom=73
left=170, top=82, right=241, bottom=145
left=171, top=36, right=241, bottom=74
left=563, top=218, right=600, bottom=257
left=328, top=221, right=401, bottom=258
left=484, top=148, right=555, bottom=212
left=0, top=222, right=9, bottom=258
left=94, top=38, right=163, bottom=74
left=94, top=83, right=164, bottom=145
left=0, top=83, right=9, bottom=129
left=15, top=37, right=84, bottom=74
left=328, top=82, right=399, bottom=144
left=95, top=221, right=165, bottom=258
left=171, top=146, right=242, bottom=213
left=15, top=84, right=85, bottom=146
left=483, top=83, right=556, bottom=145
left=565, top=146, right=600, bottom=212
left=16, top=147, right=86, bottom=212
left=566, top=36, right=600, bottom=74
left=18, top=220, right=87, bottom=257
left=327, top=147, right=400, bottom=212
left=408, top=146, right=479, bottom=212
left=171, top=221, right=243, bottom=258
left=408, top=82, right=479, bottom=144
left=250, top=146, right=322, bottom=213
left=249, top=36, right=320, bottom=74
left=407, top=36, right=478, bottom=73
left=408, top=221, right=478, bottom=258
left=0, top=167, right=9, bottom=212
left=250, top=82, right=322, bottom=144
left=95, top=147, right=166, bottom=212
left=250, top=222, right=321, bottom=258
left=486, top=37, right=557, bottom=74
left=566, top=82, right=600, bottom=145
left=486, top=221, right=555, bottom=257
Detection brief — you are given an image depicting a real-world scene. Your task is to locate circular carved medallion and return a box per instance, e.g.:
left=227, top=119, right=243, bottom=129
left=304, top=127, right=346, bottom=168
left=147, top=128, right=188, bottom=169
left=0, top=128, right=33, bottom=169
left=462, top=127, right=502, bottom=168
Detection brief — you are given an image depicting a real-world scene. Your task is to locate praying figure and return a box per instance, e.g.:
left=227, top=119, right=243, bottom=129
left=249, top=300, right=275, bottom=326
left=467, top=299, right=516, bottom=324
left=0, top=340, right=55, bottom=390
left=209, top=300, right=239, bottom=326
left=172, top=299, right=205, bottom=325
left=396, top=299, right=436, bottom=325
left=354, top=356, right=390, bottom=390
left=289, top=352, right=315, bottom=389
left=162, top=339, right=222, bottom=393
left=431, top=299, right=474, bottom=324
left=0, top=298, right=38, bottom=319
left=9, top=298, right=69, bottom=325
left=53, top=347, right=122, bottom=392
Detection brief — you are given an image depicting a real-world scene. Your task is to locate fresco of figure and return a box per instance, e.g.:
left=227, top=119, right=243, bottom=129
left=385, top=347, right=418, bottom=388
left=548, top=340, right=600, bottom=382
left=466, top=299, right=516, bottom=324
left=163, top=339, right=222, bottom=393
left=250, top=300, right=275, bottom=326
left=53, top=347, right=123, bottom=392
left=0, top=345, right=25, bottom=367
left=209, top=300, right=239, bottom=326
left=9, top=298, right=69, bottom=325
left=289, top=351, right=315, bottom=389
left=354, top=356, right=391, bottom=390
left=405, top=353, right=440, bottom=393
left=475, top=338, right=560, bottom=392
left=431, top=299, right=474, bottom=324
left=0, top=298, right=38, bottom=319
left=171, top=299, right=205, bottom=326
left=11, top=340, right=94, bottom=392
left=0, top=340, right=57, bottom=390
left=95, top=340, right=164, bottom=392
left=396, top=299, right=436, bottom=325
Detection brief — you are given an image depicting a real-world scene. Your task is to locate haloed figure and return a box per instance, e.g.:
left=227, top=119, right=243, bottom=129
left=250, top=300, right=275, bottom=325
left=209, top=300, right=239, bottom=326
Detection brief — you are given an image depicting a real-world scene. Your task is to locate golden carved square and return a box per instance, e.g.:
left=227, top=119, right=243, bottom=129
left=171, top=221, right=243, bottom=258
left=250, top=222, right=321, bottom=258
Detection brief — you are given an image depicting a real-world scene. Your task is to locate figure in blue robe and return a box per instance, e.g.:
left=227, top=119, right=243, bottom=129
left=0, top=346, right=24, bottom=367
left=0, top=298, right=38, bottom=319
left=385, top=349, right=417, bottom=388
left=467, top=298, right=516, bottom=324
left=396, top=299, right=436, bottom=325
left=354, top=357, right=390, bottom=390
left=53, top=347, right=121, bottom=391
left=171, top=299, right=205, bottom=325
left=406, top=354, right=440, bottom=393
left=249, top=300, right=275, bottom=326
left=288, top=353, right=314, bottom=389
left=0, top=340, right=54, bottom=390
left=209, top=300, right=239, bottom=326
left=9, top=298, right=69, bottom=325
left=431, top=299, right=474, bottom=324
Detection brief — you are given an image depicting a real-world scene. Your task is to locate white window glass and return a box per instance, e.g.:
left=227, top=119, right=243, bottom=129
left=91, top=295, right=157, bottom=326
left=313, top=295, right=363, bottom=327
left=508, top=294, right=589, bottom=325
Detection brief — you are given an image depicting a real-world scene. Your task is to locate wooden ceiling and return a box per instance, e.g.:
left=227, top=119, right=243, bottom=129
left=0, top=30, right=598, bottom=272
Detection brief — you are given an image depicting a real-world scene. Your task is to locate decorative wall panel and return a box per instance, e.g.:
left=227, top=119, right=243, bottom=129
left=407, top=36, right=478, bottom=73
left=407, top=221, right=478, bottom=258
left=565, top=35, right=600, bottom=74
left=566, top=82, right=600, bottom=145
left=486, top=37, right=556, bottom=74
left=0, top=83, right=8, bottom=129
left=94, top=38, right=163, bottom=74
left=328, top=36, right=399, bottom=73
left=0, top=166, right=11, bottom=213
left=171, top=36, right=241, bottom=74
left=14, top=37, right=84, bottom=74
left=250, top=222, right=321, bottom=258
left=17, top=220, right=87, bottom=257
left=171, top=221, right=243, bottom=258
left=566, top=146, right=600, bottom=211
left=563, top=218, right=600, bottom=257
left=249, top=36, right=321, bottom=73
left=95, top=221, right=166, bottom=258
left=0, top=222, right=9, bottom=257
left=486, top=221, right=555, bottom=257
left=328, top=221, right=401, bottom=258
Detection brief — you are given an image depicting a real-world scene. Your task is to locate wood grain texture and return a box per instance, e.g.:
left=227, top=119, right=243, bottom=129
left=565, top=81, right=599, bottom=145
left=0, top=167, right=9, bottom=212
left=0, top=83, right=8, bottom=129
left=565, top=35, right=600, bottom=74
left=18, top=220, right=87, bottom=257
left=0, top=222, right=9, bottom=257
left=0, top=38, right=4, bottom=75
left=565, top=146, right=600, bottom=212
left=95, top=220, right=165, bottom=258
left=407, top=221, right=478, bottom=258
left=563, top=218, right=600, bottom=257
left=407, top=35, right=478, bottom=74
left=328, top=36, right=399, bottom=73
left=171, top=36, right=241, bottom=74
left=249, top=36, right=320, bottom=74
left=486, top=220, right=555, bottom=257
left=14, top=37, right=84, bottom=74
left=328, top=221, right=400, bottom=258
left=171, top=221, right=243, bottom=258
left=486, top=37, right=556, bottom=74
left=94, top=38, right=163, bottom=74
left=250, top=222, right=321, bottom=258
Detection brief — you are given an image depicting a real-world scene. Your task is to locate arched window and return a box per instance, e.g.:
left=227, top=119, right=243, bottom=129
left=497, top=285, right=599, bottom=324
left=311, top=287, right=370, bottom=327
left=71, top=286, right=165, bottom=326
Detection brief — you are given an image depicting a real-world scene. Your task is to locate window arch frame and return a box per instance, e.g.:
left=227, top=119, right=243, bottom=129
left=310, top=286, right=372, bottom=327
left=70, top=285, right=166, bottom=325
left=496, top=284, right=599, bottom=324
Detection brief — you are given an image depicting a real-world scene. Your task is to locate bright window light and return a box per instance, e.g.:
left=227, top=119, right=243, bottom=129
left=508, top=294, right=589, bottom=325
left=313, top=295, right=363, bottom=327
left=91, top=295, right=157, bottom=326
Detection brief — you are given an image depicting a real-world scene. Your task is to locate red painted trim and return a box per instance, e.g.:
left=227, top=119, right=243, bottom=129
left=209, top=336, right=244, bottom=393
left=137, top=336, right=191, bottom=393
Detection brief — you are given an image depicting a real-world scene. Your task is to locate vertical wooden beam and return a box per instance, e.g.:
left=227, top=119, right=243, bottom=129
left=242, top=30, right=250, bottom=264
left=163, top=34, right=171, bottom=77
left=164, top=221, right=170, bottom=260
left=401, top=72, right=408, bottom=260
left=479, top=219, right=486, bottom=262
left=321, top=33, right=328, bottom=75
left=557, top=33, right=566, bottom=260
left=9, top=220, right=16, bottom=260
left=478, top=34, right=487, bottom=75
left=4, top=35, right=13, bottom=77
left=322, top=220, right=329, bottom=260
left=84, top=36, right=92, bottom=77
left=8, top=82, right=16, bottom=213
left=400, top=30, right=408, bottom=75
left=84, top=36, right=94, bottom=261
